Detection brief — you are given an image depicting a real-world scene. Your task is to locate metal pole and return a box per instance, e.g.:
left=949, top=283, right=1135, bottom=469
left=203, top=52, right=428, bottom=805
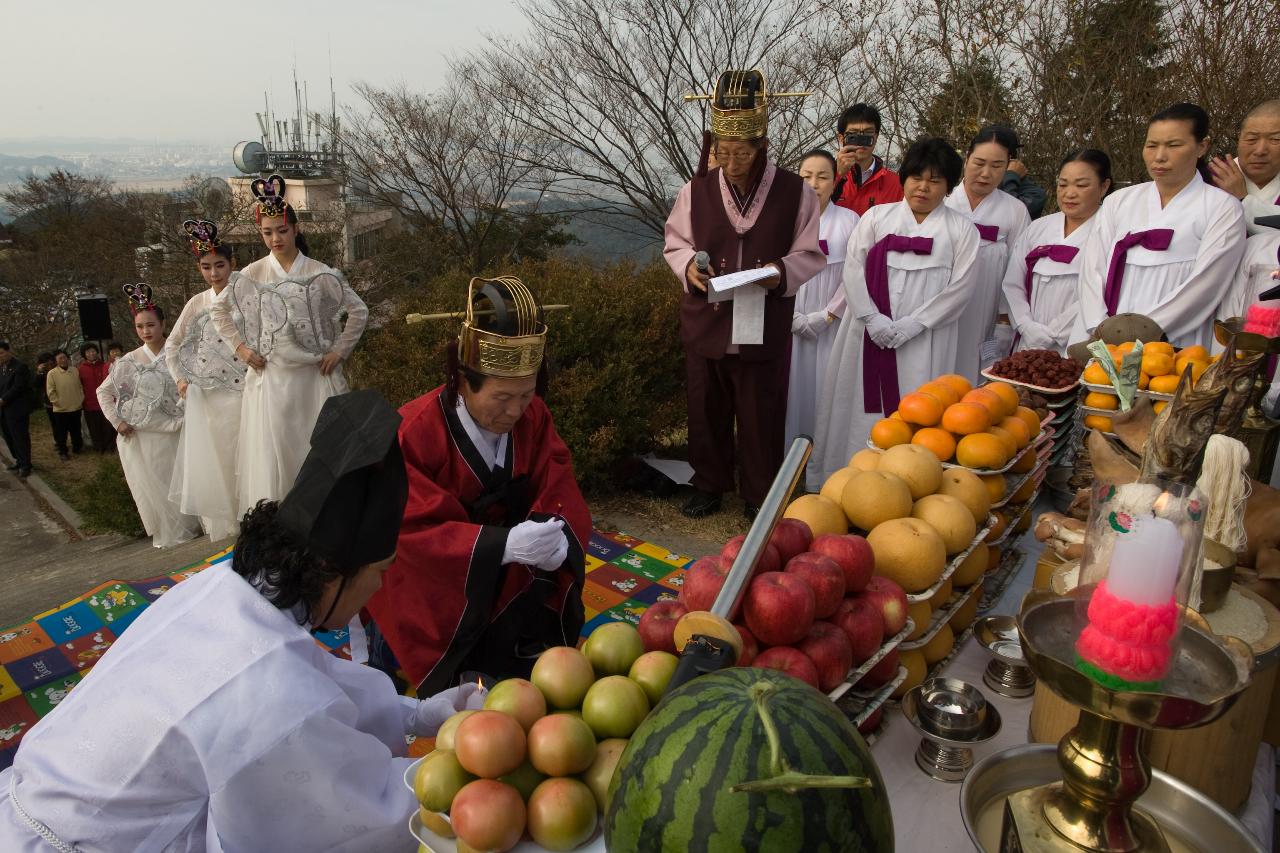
left=709, top=435, right=812, bottom=620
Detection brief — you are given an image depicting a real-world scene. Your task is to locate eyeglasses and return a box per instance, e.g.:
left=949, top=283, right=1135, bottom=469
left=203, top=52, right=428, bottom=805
left=715, top=150, right=757, bottom=163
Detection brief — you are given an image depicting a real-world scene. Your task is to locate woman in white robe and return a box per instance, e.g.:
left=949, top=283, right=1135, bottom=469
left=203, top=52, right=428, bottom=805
left=1219, top=228, right=1280, bottom=320
left=0, top=391, right=482, bottom=853
left=1002, top=149, right=1112, bottom=355
left=813, top=138, right=981, bottom=484
left=786, top=149, right=860, bottom=486
left=946, top=125, right=1032, bottom=380
left=211, top=174, right=368, bottom=509
left=97, top=288, right=202, bottom=548
left=165, top=220, right=246, bottom=542
left=1076, top=102, right=1247, bottom=349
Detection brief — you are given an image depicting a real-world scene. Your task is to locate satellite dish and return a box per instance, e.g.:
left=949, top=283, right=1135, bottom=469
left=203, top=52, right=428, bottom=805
left=232, top=141, right=268, bottom=174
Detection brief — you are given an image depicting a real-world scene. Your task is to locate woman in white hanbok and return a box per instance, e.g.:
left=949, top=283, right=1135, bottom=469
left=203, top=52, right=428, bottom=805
left=1076, top=103, right=1247, bottom=349
left=1002, top=150, right=1112, bottom=355
left=165, top=220, right=246, bottom=542
left=946, top=126, right=1032, bottom=379
left=813, top=138, right=981, bottom=484
left=1219, top=227, right=1280, bottom=320
left=0, top=391, right=483, bottom=852
left=786, top=150, right=860, bottom=485
left=97, top=286, right=201, bottom=548
left=211, top=174, right=368, bottom=508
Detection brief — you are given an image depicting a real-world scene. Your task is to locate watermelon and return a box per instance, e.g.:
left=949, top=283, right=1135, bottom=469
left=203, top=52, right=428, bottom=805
left=604, top=667, right=893, bottom=852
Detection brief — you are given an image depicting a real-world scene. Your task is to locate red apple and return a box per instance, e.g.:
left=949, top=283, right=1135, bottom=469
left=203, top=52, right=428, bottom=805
left=833, top=596, right=886, bottom=665
left=752, top=646, right=821, bottom=690
left=733, top=623, right=760, bottom=667
left=862, top=576, right=910, bottom=636
left=810, top=534, right=876, bottom=593
left=721, top=535, right=782, bottom=576
left=797, top=621, right=854, bottom=692
left=680, top=556, right=728, bottom=612
left=637, top=599, right=688, bottom=653
left=858, top=705, right=884, bottom=736
left=784, top=553, right=846, bottom=619
left=857, top=647, right=899, bottom=689
left=743, top=571, right=815, bottom=646
left=768, top=518, right=813, bottom=564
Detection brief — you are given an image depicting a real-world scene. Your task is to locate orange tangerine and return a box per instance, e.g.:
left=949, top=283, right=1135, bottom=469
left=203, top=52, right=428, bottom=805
left=1144, top=341, right=1175, bottom=357
left=1083, top=392, right=1119, bottom=410
left=1153, top=401, right=1167, bottom=413
left=918, top=381, right=960, bottom=407
left=1140, top=351, right=1174, bottom=377
left=912, top=427, right=958, bottom=462
left=962, top=387, right=1006, bottom=420
left=1177, top=345, right=1209, bottom=361
left=997, top=416, right=1031, bottom=448
left=1174, top=356, right=1208, bottom=383
left=870, top=418, right=914, bottom=449
left=1084, top=414, right=1114, bottom=432
left=986, top=427, right=1018, bottom=458
left=956, top=433, right=1010, bottom=469
left=1148, top=374, right=1179, bottom=394
left=936, top=373, right=973, bottom=398
left=985, top=382, right=1021, bottom=417
left=898, top=391, right=945, bottom=426
left=1082, top=362, right=1112, bottom=385
left=1137, top=372, right=1150, bottom=390
left=941, top=401, right=993, bottom=435
left=979, top=473, right=1007, bottom=503
left=1116, top=341, right=1137, bottom=356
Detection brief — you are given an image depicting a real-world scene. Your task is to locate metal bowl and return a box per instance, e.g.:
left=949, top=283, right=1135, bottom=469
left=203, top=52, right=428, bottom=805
left=915, top=677, right=989, bottom=740
left=960, top=743, right=1265, bottom=853
left=1200, top=538, right=1238, bottom=614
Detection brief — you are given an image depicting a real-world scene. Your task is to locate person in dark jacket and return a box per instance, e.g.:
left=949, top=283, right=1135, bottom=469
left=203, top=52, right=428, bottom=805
left=0, top=341, right=38, bottom=478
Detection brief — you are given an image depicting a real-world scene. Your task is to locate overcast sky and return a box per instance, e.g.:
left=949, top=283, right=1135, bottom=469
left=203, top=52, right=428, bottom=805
left=1, top=0, right=525, bottom=145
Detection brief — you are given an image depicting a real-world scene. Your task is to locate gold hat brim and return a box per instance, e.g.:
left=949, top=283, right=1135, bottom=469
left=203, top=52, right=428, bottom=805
left=460, top=325, right=546, bottom=378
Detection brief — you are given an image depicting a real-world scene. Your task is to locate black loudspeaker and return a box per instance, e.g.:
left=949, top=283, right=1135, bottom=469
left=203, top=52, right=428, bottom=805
left=77, top=295, right=113, bottom=341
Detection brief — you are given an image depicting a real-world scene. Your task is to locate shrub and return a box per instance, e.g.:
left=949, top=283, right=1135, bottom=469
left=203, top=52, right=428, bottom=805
left=77, top=456, right=145, bottom=538
left=347, top=256, right=685, bottom=490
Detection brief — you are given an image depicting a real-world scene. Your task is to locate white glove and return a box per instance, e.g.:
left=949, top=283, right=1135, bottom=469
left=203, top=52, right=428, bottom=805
left=887, top=317, right=927, bottom=349
left=790, top=312, right=806, bottom=336
left=796, top=311, right=829, bottom=340
left=503, top=518, right=568, bottom=571
left=865, top=314, right=895, bottom=348
left=408, top=682, right=488, bottom=737
left=1018, top=321, right=1056, bottom=351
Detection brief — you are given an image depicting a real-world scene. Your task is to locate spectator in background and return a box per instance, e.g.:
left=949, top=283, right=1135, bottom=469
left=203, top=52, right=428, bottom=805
left=107, top=341, right=125, bottom=364
left=1209, top=99, right=1280, bottom=235
left=1001, top=145, right=1048, bottom=219
left=34, top=352, right=55, bottom=439
left=46, top=349, right=85, bottom=460
left=78, top=342, right=114, bottom=453
left=0, top=342, right=37, bottom=478
left=833, top=104, right=904, bottom=216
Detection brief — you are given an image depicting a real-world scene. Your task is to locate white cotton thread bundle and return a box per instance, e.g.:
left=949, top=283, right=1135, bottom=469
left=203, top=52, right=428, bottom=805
left=1191, top=435, right=1252, bottom=608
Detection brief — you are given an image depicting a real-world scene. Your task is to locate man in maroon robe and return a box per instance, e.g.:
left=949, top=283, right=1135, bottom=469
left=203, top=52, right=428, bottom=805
left=366, top=277, right=590, bottom=694
left=664, top=69, right=824, bottom=519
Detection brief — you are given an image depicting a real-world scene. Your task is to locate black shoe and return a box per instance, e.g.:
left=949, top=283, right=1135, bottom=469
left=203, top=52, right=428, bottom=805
left=744, top=504, right=760, bottom=521
left=681, top=489, right=722, bottom=518
left=58, top=452, right=69, bottom=462
left=17, top=468, right=31, bottom=479
left=5, top=462, right=17, bottom=471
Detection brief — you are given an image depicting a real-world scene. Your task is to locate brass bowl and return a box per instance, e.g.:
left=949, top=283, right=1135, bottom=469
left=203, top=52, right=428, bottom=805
left=1200, top=538, right=1238, bottom=614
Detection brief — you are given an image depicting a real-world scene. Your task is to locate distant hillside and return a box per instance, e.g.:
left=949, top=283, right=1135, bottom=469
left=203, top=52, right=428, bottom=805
left=543, top=200, right=662, bottom=263
left=0, top=153, right=78, bottom=183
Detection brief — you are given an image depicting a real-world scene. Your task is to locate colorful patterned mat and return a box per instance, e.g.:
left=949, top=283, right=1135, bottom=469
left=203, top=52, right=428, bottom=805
left=0, top=530, right=691, bottom=770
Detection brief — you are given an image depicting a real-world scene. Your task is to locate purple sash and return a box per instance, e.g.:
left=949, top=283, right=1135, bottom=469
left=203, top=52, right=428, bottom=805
left=975, top=223, right=999, bottom=242
left=1023, top=244, right=1080, bottom=301
left=862, top=234, right=934, bottom=414
left=1103, top=228, right=1174, bottom=316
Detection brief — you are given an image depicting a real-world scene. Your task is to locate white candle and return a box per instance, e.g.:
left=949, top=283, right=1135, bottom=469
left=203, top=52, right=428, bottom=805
left=1106, top=515, right=1183, bottom=606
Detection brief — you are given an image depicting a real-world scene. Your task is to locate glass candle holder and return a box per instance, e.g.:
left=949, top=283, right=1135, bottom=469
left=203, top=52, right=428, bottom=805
left=1071, top=478, right=1206, bottom=692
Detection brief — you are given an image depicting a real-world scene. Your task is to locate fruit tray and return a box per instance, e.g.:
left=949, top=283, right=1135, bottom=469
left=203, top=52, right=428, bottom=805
left=408, top=807, right=606, bottom=853
left=904, top=514, right=997, bottom=605
left=1080, top=360, right=1175, bottom=401
left=992, top=457, right=1049, bottom=510
left=985, top=499, right=1036, bottom=548
left=977, top=545, right=1027, bottom=614
left=828, top=617, right=915, bottom=703
left=980, top=368, right=1080, bottom=396
left=898, top=580, right=984, bottom=652
left=864, top=425, right=1054, bottom=476
left=835, top=663, right=908, bottom=736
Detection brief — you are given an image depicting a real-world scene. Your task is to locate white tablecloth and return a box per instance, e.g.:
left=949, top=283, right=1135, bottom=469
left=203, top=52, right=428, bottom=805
left=868, top=528, right=1276, bottom=851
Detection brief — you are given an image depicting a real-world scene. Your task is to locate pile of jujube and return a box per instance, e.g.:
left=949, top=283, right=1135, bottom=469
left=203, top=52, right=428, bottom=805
left=989, top=349, right=1082, bottom=390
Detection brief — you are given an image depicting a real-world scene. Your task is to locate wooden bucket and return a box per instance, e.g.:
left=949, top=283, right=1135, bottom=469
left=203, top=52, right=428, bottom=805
left=1029, top=585, right=1280, bottom=812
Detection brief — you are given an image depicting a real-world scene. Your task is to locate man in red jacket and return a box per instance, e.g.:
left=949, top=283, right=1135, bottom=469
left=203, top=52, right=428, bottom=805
left=366, top=277, right=589, bottom=695
left=833, top=103, right=904, bottom=216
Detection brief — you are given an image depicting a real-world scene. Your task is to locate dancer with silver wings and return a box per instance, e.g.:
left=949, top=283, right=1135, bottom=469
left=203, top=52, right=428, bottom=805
left=98, top=284, right=202, bottom=548
left=211, top=173, right=369, bottom=508
left=165, top=219, right=247, bottom=542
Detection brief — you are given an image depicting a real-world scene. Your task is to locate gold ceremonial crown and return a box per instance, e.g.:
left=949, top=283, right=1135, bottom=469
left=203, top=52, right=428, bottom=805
left=684, top=70, right=810, bottom=141
left=459, top=276, right=547, bottom=378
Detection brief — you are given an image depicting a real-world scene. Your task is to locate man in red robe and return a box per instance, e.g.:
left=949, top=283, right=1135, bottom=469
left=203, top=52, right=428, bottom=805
left=366, top=277, right=590, bottom=695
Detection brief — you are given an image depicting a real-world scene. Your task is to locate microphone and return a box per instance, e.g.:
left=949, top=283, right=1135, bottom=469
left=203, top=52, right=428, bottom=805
left=694, top=251, right=712, bottom=276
